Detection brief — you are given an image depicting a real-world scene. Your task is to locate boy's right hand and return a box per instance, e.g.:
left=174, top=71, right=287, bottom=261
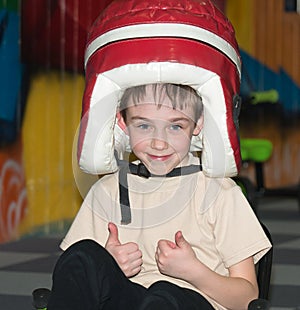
left=105, top=222, right=143, bottom=277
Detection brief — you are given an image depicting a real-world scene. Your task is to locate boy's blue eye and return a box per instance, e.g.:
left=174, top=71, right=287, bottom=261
left=138, top=123, right=150, bottom=130
left=170, top=124, right=182, bottom=131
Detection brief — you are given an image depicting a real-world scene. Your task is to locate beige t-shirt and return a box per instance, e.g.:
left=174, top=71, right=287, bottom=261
left=61, top=155, right=271, bottom=309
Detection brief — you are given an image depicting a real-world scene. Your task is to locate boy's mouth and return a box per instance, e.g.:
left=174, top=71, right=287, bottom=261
left=147, top=154, right=172, bottom=161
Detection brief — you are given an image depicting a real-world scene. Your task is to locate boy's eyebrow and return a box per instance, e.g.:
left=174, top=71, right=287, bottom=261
left=129, top=116, right=151, bottom=122
left=130, top=116, right=149, bottom=120
left=169, top=117, right=191, bottom=122
left=129, top=116, right=191, bottom=122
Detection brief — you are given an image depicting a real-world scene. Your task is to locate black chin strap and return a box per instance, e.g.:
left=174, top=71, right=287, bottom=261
left=118, top=161, right=202, bottom=225
left=128, top=162, right=202, bottom=178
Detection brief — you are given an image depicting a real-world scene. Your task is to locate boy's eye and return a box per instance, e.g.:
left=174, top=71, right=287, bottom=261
left=137, top=123, right=151, bottom=130
left=169, top=124, right=182, bottom=131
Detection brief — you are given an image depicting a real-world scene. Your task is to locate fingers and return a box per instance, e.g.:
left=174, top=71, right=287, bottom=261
left=155, top=232, right=189, bottom=263
left=115, top=241, right=141, bottom=259
left=121, top=248, right=143, bottom=277
left=155, top=239, right=176, bottom=264
left=156, top=233, right=180, bottom=255
left=115, top=244, right=142, bottom=277
left=157, top=239, right=176, bottom=251
left=155, top=233, right=195, bottom=279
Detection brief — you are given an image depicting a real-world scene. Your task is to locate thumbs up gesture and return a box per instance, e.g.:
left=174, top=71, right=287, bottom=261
left=155, top=231, right=198, bottom=280
left=105, top=222, right=143, bottom=277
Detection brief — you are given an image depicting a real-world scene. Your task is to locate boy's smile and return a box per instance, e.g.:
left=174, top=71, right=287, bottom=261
left=123, top=98, right=203, bottom=175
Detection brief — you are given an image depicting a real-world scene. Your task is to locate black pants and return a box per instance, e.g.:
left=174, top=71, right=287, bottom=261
left=48, top=240, right=214, bottom=310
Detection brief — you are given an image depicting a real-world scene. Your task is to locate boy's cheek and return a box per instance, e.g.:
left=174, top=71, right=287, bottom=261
left=129, top=137, right=148, bottom=151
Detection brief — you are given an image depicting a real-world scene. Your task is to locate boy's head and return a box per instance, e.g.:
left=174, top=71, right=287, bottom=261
left=118, top=84, right=203, bottom=174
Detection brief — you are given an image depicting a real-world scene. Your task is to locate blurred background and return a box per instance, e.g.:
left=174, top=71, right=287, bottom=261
left=0, top=0, right=299, bottom=243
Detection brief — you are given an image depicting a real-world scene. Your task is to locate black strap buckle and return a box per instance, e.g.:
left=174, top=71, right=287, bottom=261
left=137, top=163, right=151, bottom=178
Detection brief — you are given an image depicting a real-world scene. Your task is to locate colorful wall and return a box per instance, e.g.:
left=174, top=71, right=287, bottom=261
left=0, top=0, right=299, bottom=243
left=0, top=0, right=27, bottom=242
left=226, top=0, right=300, bottom=189
left=226, top=0, right=300, bottom=112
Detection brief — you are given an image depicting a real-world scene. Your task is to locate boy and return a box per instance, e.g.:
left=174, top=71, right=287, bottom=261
left=48, top=0, right=272, bottom=309
left=48, top=84, right=271, bottom=310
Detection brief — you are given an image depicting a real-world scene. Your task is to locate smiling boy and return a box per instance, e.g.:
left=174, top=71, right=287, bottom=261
left=48, top=83, right=271, bottom=310
left=47, top=0, right=272, bottom=309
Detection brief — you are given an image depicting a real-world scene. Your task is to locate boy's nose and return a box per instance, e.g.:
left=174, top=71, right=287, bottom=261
left=151, top=137, right=168, bottom=150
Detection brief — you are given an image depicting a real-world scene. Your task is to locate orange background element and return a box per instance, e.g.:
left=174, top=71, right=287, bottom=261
left=0, top=137, right=27, bottom=242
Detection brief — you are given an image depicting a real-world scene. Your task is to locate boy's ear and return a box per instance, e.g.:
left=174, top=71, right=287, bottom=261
left=193, top=115, right=204, bottom=136
left=116, top=112, right=128, bottom=134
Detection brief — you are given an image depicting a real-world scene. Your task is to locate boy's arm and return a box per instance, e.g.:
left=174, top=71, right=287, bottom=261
left=156, top=231, right=258, bottom=310
left=187, top=256, right=258, bottom=309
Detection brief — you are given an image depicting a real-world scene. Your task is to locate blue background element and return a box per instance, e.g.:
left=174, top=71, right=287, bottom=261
left=0, top=9, right=25, bottom=144
left=240, top=50, right=300, bottom=113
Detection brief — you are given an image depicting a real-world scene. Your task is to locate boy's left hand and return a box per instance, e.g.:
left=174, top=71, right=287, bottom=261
left=155, top=231, right=198, bottom=280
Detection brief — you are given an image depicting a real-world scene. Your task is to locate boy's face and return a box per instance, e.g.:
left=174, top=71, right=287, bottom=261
left=121, top=88, right=203, bottom=175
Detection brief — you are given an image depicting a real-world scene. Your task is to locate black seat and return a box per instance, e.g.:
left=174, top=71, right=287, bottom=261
left=257, top=223, right=273, bottom=301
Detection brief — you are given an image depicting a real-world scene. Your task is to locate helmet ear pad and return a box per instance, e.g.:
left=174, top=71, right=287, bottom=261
left=78, top=0, right=242, bottom=177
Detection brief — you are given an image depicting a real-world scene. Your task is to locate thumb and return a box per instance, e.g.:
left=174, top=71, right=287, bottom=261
left=107, top=222, right=121, bottom=245
left=175, top=231, right=187, bottom=248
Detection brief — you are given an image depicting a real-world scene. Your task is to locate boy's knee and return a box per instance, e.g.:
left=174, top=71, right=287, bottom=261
left=148, top=280, right=178, bottom=292
left=54, top=240, right=112, bottom=274
left=65, top=239, right=104, bottom=256
left=138, top=281, right=179, bottom=310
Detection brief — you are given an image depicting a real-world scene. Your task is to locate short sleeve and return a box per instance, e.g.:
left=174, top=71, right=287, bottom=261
left=60, top=178, right=118, bottom=250
left=213, top=183, right=272, bottom=268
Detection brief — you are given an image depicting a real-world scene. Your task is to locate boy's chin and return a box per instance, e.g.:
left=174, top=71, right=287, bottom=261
left=146, top=162, right=174, bottom=176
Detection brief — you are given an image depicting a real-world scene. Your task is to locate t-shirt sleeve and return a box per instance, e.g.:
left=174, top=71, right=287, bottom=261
left=60, top=180, right=117, bottom=251
left=213, top=183, right=272, bottom=268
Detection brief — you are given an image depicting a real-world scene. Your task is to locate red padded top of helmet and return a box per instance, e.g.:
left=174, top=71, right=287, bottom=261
left=87, top=0, right=239, bottom=57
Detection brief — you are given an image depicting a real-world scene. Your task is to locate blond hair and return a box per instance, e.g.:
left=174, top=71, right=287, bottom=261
left=120, top=83, right=203, bottom=123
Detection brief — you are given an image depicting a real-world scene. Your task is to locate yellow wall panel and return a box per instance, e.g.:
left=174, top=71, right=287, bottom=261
left=20, top=72, right=86, bottom=235
left=226, top=0, right=254, bottom=54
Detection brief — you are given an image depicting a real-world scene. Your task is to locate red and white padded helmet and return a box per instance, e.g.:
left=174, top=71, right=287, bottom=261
left=78, top=0, right=242, bottom=177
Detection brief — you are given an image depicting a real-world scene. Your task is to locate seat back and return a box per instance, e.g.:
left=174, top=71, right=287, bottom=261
left=257, top=222, right=273, bottom=300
